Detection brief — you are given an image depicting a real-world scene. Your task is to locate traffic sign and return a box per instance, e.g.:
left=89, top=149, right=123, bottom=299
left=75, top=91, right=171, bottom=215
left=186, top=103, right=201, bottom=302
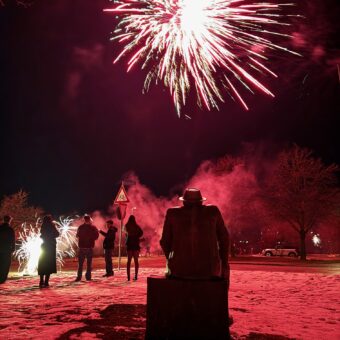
left=114, top=183, right=130, bottom=204
left=114, top=182, right=130, bottom=271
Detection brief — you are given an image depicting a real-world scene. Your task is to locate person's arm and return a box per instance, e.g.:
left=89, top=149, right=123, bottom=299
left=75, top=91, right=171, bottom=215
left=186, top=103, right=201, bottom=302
left=160, top=209, right=173, bottom=259
left=53, top=224, right=60, bottom=238
left=93, top=226, right=100, bottom=240
left=99, top=230, right=107, bottom=237
left=40, top=225, right=46, bottom=239
left=10, top=228, right=15, bottom=252
left=137, top=226, right=143, bottom=238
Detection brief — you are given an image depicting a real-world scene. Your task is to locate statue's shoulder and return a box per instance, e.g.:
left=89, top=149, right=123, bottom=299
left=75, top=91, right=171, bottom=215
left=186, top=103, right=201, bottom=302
left=167, top=206, right=181, bottom=210
left=203, top=204, right=221, bottom=214
left=165, top=206, right=183, bottom=217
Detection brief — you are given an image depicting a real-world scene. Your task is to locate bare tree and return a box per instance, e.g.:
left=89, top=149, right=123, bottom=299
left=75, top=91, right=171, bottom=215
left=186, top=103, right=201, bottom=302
left=264, top=145, right=340, bottom=260
left=0, top=190, right=43, bottom=231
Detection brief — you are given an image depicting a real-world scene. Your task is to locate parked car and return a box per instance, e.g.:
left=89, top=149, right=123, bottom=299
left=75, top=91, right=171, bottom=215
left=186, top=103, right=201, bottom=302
left=261, top=246, right=299, bottom=257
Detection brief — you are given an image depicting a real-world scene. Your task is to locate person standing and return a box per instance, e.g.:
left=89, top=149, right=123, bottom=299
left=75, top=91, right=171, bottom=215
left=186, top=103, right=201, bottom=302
left=0, top=215, right=15, bottom=284
left=125, top=215, right=143, bottom=281
left=75, top=214, right=99, bottom=281
left=99, top=220, right=118, bottom=277
left=38, top=215, right=60, bottom=288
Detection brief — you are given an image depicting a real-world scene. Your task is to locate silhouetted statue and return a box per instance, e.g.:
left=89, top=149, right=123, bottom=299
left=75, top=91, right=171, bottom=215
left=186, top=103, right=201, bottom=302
left=146, top=189, right=230, bottom=339
left=160, top=188, right=230, bottom=281
left=75, top=214, right=99, bottom=281
left=125, top=215, right=143, bottom=281
left=99, top=220, right=118, bottom=277
left=38, top=215, right=60, bottom=287
left=0, top=215, right=15, bottom=284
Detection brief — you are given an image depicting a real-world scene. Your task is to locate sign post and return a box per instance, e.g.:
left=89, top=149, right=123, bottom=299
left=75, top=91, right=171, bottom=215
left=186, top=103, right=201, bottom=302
left=114, top=182, right=130, bottom=271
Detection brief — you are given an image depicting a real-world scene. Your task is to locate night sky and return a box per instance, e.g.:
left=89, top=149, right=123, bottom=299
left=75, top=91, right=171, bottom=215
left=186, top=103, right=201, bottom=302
left=0, top=0, right=339, bottom=215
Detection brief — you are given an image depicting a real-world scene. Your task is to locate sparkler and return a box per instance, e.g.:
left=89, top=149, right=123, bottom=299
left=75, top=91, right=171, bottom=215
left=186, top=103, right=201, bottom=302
left=105, top=0, right=300, bottom=114
left=14, top=217, right=78, bottom=275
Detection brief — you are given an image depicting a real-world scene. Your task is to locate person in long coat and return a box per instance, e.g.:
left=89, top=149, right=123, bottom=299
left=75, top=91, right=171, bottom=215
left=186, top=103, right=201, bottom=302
left=0, top=215, right=15, bottom=284
left=38, top=215, right=59, bottom=287
left=125, top=215, right=143, bottom=281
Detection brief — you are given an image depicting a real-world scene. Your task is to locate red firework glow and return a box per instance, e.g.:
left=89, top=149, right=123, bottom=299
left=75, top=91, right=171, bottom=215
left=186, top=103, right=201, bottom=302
left=105, top=0, right=300, bottom=115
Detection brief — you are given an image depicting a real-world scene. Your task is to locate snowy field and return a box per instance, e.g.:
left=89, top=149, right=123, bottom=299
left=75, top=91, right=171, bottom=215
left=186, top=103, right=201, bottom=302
left=0, top=258, right=339, bottom=340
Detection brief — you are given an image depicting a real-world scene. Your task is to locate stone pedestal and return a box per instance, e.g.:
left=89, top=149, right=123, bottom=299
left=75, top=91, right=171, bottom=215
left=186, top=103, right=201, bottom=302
left=145, top=276, right=229, bottom=340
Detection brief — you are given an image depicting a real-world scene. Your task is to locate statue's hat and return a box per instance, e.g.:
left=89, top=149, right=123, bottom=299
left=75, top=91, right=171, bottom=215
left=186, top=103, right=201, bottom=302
left=179, top=188, right=206, bottom=202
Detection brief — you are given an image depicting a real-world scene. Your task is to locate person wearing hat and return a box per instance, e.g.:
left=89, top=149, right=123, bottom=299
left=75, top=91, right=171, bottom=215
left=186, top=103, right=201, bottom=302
left=160, top=188, right=229, bottom=282
left=99, top=220, right=118, bottom=277
left=0, top=215, right=15, bottom=284
left=75, top=214, right=99, bottom=281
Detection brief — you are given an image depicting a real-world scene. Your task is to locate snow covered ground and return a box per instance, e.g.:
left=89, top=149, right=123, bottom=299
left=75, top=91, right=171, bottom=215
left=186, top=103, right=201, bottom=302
left=0, top=259, right=339, bottom=340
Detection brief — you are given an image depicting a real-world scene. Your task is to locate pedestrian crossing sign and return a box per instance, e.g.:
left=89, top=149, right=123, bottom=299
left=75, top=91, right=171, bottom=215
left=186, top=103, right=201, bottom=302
left=114, top=183, right=130, bottom=204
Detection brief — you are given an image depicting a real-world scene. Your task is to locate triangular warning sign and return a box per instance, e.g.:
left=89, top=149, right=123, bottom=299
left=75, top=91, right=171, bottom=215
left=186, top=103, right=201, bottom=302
left=114, top=183, right=130, bottom=204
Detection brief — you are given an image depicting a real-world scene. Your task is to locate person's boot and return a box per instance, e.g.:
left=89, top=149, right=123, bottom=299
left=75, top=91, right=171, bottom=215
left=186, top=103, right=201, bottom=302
left=39, top=275, right=44, bottom=288
left=127, top=262, right=131, bottom=281
left=103, top=273, right=113, bottom=277
left=44, top=274, right=50, bottom=287
left=133, top=263, right=139, bottom=281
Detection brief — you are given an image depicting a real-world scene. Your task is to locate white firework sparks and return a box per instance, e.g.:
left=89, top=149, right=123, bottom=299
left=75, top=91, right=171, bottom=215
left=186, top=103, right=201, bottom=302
left=14, top=217, right=78, bottom=275
left=14, top=222, right=43, bottom=275
left=55, top=216, right=78, bottom=261
left=105, top=0, right=300, bottom=114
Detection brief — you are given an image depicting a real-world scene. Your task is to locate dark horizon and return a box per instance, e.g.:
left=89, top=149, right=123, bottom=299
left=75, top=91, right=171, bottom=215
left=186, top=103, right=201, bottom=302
left=0, top=0, right=339, bottom=215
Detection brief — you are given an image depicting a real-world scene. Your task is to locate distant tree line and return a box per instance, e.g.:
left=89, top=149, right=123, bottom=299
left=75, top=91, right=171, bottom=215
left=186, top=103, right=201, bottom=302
left=207, top=145, right=340, bottom=260
left=1, top=145, right=339, bottom=260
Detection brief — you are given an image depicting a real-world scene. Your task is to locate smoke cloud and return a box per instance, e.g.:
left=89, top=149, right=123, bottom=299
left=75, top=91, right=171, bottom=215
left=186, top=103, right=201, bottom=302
left=72, top=144, right=340, bottom=255
left=119, top=154, right=263, bottom=253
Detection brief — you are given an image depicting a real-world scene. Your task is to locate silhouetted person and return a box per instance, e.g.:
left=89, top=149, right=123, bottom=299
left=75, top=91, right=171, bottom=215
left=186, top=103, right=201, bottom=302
left=125, top=215, right=143, bottom=281
left=75, top=215, right=99, bottom=281
left=99, top=220, right=118, bottom=277
left=160, top=188, right=230, bottom=281
left=0, top=215, right=15, bottom=284
left=38, top=215, right=60, bottom=288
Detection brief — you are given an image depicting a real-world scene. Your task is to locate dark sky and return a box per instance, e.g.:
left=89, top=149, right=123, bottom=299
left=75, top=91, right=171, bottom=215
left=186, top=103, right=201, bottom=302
left=0, top=0, right=339, bottom=214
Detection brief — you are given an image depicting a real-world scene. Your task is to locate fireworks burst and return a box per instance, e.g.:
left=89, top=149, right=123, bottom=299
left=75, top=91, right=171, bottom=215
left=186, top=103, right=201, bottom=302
left=55, top=216, right=78, bottom=261
left=14, top=222, right=43, bottom=275
left=14, top=217, right=78, bottom=275
left=105, top=0, right=300, bottom=114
